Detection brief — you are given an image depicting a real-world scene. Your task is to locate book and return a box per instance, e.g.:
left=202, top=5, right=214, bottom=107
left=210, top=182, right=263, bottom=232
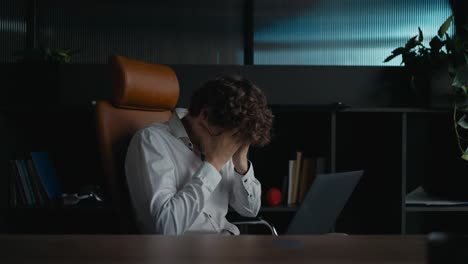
left=20, top=159, right=38, bottom=206
left=10, top=161, right=26, bottom=206
left=287, top=154, right=326, bottom=205
left=8, top=161, right=18, bottom=207
left=26, top=159, right=47, bottom=206
left=288, top=160, right=296, bottom=205
left=297, top=157, right=316, bottom=203
left=292, top=151, right=303, bottom=204
left=15, top=159, right=34, bottom=206
left=31, top=152, right=63, bottom=199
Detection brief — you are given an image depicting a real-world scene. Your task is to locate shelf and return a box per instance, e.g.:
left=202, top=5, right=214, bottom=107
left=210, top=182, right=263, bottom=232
left=341, top=108, right=448, bottom=113
left=405, top=206, right=468, bottom=212
left=260, top=205, right=299, bottom=212
left=405, top=187, right=468, bottom=213
left=268, top=104, right=450, bottom=113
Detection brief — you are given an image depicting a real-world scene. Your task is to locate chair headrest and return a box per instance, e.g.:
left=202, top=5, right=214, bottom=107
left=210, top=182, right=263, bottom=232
left=110, top=54, right=179, bottom=111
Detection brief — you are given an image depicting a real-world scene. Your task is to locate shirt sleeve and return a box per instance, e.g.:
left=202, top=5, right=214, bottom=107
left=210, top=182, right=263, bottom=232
left=125, top=130, right=221, bottom=235
left=228, top=161, right=262, bottom=217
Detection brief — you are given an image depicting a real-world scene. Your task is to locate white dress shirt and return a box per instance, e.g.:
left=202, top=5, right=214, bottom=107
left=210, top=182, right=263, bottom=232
left=125, top=108, right=262, bottom=235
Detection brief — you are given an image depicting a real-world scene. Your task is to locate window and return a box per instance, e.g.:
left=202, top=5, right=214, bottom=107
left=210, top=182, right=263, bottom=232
left=0, top=0, right=26, bottom=62
left=254, top=0, right=453, bottom=65
left=37, top=0, right=243, bottom=64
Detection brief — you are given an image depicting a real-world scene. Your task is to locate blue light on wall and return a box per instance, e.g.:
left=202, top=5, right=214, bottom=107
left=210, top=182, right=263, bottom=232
left=254, top=0, right=453, bottom=66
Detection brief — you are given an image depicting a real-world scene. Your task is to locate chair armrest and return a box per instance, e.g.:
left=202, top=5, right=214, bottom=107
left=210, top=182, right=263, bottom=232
left=231, top=217, right=278, bottom=236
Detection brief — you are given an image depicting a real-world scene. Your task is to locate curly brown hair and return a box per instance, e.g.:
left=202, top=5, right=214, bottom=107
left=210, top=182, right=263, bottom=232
left=188, top=75, right=273, bottom=147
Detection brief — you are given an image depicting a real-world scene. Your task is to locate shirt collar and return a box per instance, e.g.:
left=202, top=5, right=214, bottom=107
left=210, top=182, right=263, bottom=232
left=168, top=108, right=189, bottom=138
left=168, top=108, right=195, bottom=150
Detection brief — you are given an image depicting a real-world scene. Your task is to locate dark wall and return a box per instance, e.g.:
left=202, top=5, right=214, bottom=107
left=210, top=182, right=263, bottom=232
left=0, top=63, right=411, bottom=190
left=3, top=63, right=411, bottom=108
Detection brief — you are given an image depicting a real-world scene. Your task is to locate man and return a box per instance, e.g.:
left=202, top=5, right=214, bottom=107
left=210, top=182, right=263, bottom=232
left=125, top=75, right=273, bottom=235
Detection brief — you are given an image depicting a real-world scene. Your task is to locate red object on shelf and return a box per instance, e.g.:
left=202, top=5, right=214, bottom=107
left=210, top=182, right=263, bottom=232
left=266, top=188, right=282, bottom=206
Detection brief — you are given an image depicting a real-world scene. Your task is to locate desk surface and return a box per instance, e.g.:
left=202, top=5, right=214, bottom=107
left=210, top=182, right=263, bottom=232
left=0, top=235, right=425, bottom=264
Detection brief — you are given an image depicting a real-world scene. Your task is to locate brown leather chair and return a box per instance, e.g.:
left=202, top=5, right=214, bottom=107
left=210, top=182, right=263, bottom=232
left=95, top=54, right=179, bottom=232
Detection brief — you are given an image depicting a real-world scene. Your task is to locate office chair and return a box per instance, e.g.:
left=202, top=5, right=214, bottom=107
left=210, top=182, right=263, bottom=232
left=95, top=54, right=277, bottom=235
left=95, top=54, right=178, bottom=232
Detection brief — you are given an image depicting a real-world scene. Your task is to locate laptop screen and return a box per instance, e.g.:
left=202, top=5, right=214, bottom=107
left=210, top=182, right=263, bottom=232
left=286, top=170, right=363, bottom=235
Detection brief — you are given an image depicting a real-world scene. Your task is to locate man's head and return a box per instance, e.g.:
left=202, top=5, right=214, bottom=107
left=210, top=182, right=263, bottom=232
left=188, top=75, right=273, bottom=147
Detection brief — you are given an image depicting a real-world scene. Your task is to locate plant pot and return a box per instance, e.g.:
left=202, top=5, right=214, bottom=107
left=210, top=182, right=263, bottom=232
left=411, top=62, right=460, bottom=109
left=421, top=114, right=468, bottom=200
left=422, top=158, right=468, bottom=200
left=412, top=74, right=432, bottom=108
left=431, top=64, right=457, bottom=110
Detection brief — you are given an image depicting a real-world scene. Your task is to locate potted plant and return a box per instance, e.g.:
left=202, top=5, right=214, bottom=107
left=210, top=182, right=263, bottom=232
left=385, top=16, right=468, bottom=155
left=384, top=16, right=464, bottom=107
left=386, top=16, right=468, bottom=199
left=14, top=46, right=79, bottom=64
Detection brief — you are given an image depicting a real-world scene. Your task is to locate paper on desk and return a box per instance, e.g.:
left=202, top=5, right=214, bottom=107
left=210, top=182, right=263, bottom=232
left=406, top=186, right=468, bottom=206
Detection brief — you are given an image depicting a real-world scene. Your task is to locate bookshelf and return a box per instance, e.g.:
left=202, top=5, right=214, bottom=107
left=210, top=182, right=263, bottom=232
left=251, top=106, right=468, bottom=235
left=404, top=186, right=468, bottom=233
left=0, top=106, right=115, bottom=234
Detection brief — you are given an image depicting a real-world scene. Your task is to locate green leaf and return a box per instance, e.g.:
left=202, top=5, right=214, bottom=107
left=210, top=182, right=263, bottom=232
left=405, top=35, right=419, bottom=50
left=383, top=54, right=398, bottom=63
left=458, top=115, right=468, bottom=129
left=462, top=147, right=468, bottom=161
left=392, top=47, right=405, bottom=54
left=453, top=73, right=468, bottom=95
left=383, top=47, right=405, bottom=63
left=418, top=27, right=424, bottom=42
left=453, top=73, right=465, bottom=87
left=430, top=36, right=443, bottom=52
left=438, top=15, right=453, bottom=38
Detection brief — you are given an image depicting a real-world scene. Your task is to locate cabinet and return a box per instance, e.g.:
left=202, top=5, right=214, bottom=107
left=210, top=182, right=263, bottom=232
left=251, top=106, right=468, bottom=235
left=405, top=111, right=468, bottom=234
left=0, top=107, right=117, bottom=233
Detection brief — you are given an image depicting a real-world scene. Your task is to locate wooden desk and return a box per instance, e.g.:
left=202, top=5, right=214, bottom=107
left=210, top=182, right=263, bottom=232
left=0, top=235, right=425, bottom=264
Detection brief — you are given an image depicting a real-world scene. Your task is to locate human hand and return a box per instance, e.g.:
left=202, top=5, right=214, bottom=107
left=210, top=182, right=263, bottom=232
left=194, top=120, right=242, bottom=171
left=233, top=143, right=250, bottom=175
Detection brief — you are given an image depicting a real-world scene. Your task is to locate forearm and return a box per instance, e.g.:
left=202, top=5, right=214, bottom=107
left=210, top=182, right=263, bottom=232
left=232, top=146, right=249, bottom=175
left=229, top=162, right=262, bottom=217
left=152, top=162, right=221, bottom=235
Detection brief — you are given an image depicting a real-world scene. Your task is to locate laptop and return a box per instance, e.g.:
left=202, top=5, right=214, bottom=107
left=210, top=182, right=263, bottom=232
left=286, top=170, right=364, bottom=235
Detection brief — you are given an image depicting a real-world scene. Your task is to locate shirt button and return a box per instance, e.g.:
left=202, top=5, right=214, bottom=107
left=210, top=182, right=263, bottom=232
left=208, top=214, right=212, bottom=218
left=249, top=194, right=253, bottom=198
left=243, top=179, right=248, bottom=183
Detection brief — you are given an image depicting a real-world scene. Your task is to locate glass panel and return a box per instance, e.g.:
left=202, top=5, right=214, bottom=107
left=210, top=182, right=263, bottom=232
left=254, top=0, right=453, bottom=66
left=0, top=0, right=27, bottom=63
left=37, top=0, right=243, bottom=64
